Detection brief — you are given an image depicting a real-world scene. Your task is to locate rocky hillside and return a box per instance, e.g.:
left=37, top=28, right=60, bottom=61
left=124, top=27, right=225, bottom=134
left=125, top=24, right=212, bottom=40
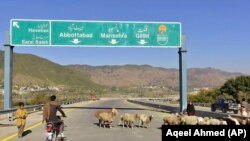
left=68, top=65, right=243, bottom=91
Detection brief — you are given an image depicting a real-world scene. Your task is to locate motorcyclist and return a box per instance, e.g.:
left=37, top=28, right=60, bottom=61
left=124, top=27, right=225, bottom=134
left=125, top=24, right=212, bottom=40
left=43, top=95, right=66, bottom=137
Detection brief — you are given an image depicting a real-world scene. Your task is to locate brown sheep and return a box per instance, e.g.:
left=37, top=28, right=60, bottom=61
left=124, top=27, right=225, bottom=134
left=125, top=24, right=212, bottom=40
left=218, top=117, right=240, bottom=125
left=95, top=108, right=118, bottom=128
left=163, top=115, right=181, bottom=125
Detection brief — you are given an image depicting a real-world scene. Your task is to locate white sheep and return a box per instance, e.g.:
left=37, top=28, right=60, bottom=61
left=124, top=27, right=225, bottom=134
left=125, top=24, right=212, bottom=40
left=180, top=115, right=198, bottom=125
left=120, top=113, right=139, bottom=129
left=197, top=117, right=210, bottom=125
left=208, top=118, right=223, bottom=125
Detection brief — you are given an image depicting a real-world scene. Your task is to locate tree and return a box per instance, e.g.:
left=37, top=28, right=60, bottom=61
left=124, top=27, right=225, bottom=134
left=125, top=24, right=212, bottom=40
left=220, top=76, right=250, bottom=101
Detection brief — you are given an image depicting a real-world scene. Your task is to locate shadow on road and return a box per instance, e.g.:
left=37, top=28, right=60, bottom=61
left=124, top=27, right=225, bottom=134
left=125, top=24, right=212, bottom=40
left=22, top=129, right=32, bottom=137
left=63, top=107, right=147, bottom=111
left=93, top=123, right=99, bottom=126
left=93, top=123, right=113, bottom=128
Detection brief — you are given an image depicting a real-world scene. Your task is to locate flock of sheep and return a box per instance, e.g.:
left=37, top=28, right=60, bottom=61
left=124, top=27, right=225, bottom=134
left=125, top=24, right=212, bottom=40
left=95, top=108, right=250, bottom=129
left=95, top=108, right=153, bottom=128
left=163, top=113, right=249, bottom=125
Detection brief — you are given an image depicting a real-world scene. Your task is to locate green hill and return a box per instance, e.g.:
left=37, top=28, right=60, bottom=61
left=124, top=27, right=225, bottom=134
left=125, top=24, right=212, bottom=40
left=0, top=50, right=102, bottom=90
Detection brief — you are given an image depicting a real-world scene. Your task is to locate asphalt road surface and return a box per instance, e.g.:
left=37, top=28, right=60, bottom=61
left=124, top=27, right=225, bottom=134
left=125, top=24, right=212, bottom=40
left=9, top=99, right=163, bottom=141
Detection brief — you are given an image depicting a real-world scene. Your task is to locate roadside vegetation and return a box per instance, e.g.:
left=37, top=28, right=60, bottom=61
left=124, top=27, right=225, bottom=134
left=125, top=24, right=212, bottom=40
left=188, top=75, right=250, bottom=103
left=1, top=75, right=249, bottom=110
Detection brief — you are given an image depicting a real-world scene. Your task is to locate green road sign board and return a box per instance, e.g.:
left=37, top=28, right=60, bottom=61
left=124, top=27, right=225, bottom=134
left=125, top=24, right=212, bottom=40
left=11, top=20, right=50, bottom=46
left=11, top=19, right=181, bottom=48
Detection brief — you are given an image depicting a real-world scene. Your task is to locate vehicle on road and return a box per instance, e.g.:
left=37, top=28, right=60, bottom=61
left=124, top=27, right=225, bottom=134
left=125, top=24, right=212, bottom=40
left=46, top=116, right=64, bottom=141
left=211, top=98, right=240, bottom=114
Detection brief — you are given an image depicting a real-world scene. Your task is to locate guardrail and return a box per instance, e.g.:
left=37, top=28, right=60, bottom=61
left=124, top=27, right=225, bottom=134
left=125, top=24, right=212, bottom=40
left=0, top=104, right=43, bottom=121
left=144, top=99, right=211, bottom=107
left=0, top=100, right=87, bottom=120
left=0, top=104, right=43, bottom=115
left=193, top=102, right=211, bottom=107
left=127, top=99, right=247, bottom=118
left=192, top=102, right=250, bottom=111
left=127, top=99, right=180, bottom=113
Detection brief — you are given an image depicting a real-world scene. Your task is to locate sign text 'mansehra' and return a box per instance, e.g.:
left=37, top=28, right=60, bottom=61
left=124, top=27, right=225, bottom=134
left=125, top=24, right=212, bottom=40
left=100, top=33, right=127, bottom=38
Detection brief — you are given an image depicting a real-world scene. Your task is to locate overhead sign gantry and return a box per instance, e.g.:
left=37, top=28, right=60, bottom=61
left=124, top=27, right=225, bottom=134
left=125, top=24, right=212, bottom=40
left=11, top=19, right=181, bottom=47
left=4, top=19, right=186, bottom=114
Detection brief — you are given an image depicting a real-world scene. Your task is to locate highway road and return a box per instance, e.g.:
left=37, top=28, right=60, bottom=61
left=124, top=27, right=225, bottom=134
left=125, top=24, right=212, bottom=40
left=7, top=99, right=164, bottom=141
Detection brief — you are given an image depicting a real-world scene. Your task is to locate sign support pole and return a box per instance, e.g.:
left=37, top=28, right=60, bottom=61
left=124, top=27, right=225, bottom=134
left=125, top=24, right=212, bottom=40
left=178, top=34, right=187, bottom=113
left=4, top=31, right=14, bottom=110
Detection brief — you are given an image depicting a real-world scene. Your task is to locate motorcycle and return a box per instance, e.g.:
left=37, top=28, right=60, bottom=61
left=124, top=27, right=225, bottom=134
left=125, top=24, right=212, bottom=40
left=45, top=116, right=64, bottom=141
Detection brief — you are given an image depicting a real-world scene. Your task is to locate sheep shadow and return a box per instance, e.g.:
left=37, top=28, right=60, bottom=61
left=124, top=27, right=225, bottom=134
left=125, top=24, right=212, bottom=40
left=117, top=124, right=130, bottom=128
left=93, top=123, right=113, bottom=128
left=117, top=125, right=133, bottom=129
left=119, top=123, right=160, bottom=129
left=93, top=123, right=100, bottom=127
left=63, top=107, right=147, bottom=111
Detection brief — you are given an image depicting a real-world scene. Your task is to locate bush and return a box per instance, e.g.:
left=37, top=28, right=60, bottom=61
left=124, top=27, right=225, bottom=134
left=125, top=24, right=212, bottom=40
left=188, top=88, right=233, bottom=103
left=220, top=75, right=250, bottom=101
left=29, top=93, right=48, bottom=105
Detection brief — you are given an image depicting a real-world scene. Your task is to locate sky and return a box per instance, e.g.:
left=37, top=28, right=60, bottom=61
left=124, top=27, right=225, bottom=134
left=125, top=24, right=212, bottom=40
left=0, top=0, right=250, bottom=74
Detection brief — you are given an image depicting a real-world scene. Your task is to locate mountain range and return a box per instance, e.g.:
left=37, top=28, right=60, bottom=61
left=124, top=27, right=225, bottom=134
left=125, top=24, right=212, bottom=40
left=68, top=65, right=243, bottom=91
left=0, top=50, right=244, bottom=91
